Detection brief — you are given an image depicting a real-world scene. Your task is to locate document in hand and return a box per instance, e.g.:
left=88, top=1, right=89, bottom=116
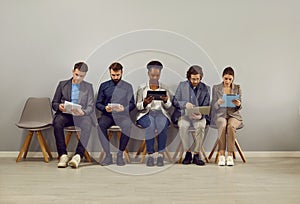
left=220, top=94, right=240, bottom=108
left=185, top=106, right=211, bottom=115
left=108, top=103, right=121, bottom=111
left=63, top=101, right=82, bottom=115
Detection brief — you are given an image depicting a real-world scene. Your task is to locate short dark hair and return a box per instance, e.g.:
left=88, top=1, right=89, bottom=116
left=147, top=60, right=163, bottom=71
left=186, top=65, right=203, bottom=80
left=74, top=62, right=88, bottom=72
left=109, top=62, right=123, bottom=71
left=222, top=66, right=235, bottom=77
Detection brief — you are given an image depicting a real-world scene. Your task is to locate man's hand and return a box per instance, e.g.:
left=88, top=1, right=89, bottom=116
left=113, top=105, right=125, bottom=112
left=105, top=106, right=112, bottom=113
left=59, top=103, right=65, bottom=112
left=189, top=112, right=202, bottom=120
left=185, top=102, right=194, bottom=109
left=71, top=108, right=84, bottom=116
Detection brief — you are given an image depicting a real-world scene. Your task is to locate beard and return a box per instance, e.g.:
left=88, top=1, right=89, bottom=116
left=112, top=77, right=122, bottom=84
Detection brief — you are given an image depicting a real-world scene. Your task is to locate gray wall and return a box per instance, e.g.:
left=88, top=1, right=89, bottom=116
left=1, top=0, right=300, bottom=152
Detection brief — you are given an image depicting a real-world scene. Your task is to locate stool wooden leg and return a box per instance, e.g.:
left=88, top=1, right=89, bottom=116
left=215, top=152, right=219, bottom=164
left=201, top=146, right=209, bottom=163
left=16, top=131, right=33, bottom=162
left=135, top=140, right=145, bottom=158
left=164, top=147, right=172, bottom=162
left=140, top=141, right=147, bottom=163
left=172, top=140, right=182, bottom=162
left=235, top=139, right=246, bottom=163
left=36, top=131, right=49, bottom=163
left=65, top=131, right=72, bottom=146
left=209, top=138, right=219, bottom=161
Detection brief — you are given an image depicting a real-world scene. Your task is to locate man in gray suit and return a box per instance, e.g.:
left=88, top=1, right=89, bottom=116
left=52, top=62, right=95, bottom=168
left=172, top=65, right=210, bottom=166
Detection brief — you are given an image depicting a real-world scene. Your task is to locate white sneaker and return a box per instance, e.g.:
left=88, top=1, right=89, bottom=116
left=68, top=154, right=81, bottom=168
left=218, top=155, right=226, bottom=166
left=57, top=154, right=69, bottom=168
left=226, top=156, right=234, bottom=166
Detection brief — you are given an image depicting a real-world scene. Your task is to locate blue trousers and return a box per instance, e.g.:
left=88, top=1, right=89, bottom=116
left=137, top=111, right=170, bottom=154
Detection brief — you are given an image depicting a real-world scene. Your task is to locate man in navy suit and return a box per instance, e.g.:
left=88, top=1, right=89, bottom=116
left=52, top=62, right=95, bottom=168
left=96, top=62, right=135, bottom=166
left=172, top=65, right=210, bottom=166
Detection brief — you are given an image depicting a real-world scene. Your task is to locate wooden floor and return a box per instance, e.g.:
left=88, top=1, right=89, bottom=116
left=1, top=157, right=299, bottom=204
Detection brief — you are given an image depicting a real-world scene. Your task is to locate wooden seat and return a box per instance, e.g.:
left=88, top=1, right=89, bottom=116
left=64, top=126, right=92, bottom=162
left=135, top=130, right=172, bottom=163
left=16, top=97, right=53, bottom=163
left=208, top=124, right=246, bottom=163
left=99, top=126, right=131, bottom=163
left=173, top=126, right=209, bottom=163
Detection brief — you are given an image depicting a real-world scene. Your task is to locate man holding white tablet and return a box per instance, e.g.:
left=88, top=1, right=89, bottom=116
left=96, top=62, right=135, bottom=166
left=172, top=65, right=210, bottom=166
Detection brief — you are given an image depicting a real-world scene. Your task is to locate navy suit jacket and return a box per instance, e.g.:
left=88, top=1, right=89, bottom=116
left=171, top=80, right=210, bottom=124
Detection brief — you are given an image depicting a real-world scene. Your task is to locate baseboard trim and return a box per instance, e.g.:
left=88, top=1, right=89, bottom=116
left=2, top=151, right=300, bottom=158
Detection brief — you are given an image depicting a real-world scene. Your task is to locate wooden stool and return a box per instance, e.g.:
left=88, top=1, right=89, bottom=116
left=172, top=126, right=209, bottom=163
left=99, top=126, right=131, bottom=163
left=135, top=130, right=173, bottom=163
left=64, top=126, right=92, bottom=162
left=208, top=125, right=246, bottom=163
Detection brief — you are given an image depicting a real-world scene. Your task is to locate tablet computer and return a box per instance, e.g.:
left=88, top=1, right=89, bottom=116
left=185, top=106, right=211, bottom=115
left=146, top=90, right=167, bottom=100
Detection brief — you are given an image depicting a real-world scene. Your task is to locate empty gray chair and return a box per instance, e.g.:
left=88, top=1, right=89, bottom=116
left=16, top=97, right=53, bottom=162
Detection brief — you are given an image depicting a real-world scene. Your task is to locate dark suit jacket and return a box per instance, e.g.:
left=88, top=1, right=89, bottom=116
left=171, top=80, right=210, bottom=124
left=52, top=78, right=97, bottom=125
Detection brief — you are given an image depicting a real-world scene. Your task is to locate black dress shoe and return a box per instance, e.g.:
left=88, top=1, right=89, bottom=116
left=182, top=151, right=192, bottom=164
left=146, top=156, right=155, bottom=167
left=116, top=152, right=125, bottom=166
left=192, top=154, right=205, bottom=166
left=100, top=153, right=113, bottom=166
left=157, top=155, right=164, bottom=167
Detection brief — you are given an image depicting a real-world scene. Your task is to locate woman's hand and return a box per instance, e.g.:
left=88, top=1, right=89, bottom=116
left=217, top=99, right=224, bottom=105
left=185, top=102, right=194, bottom=109
left=59, top=103, right=65, bottom=112
left=232, top=99, right=241, bottom=107
left=189, top=112, right=202, bottom=120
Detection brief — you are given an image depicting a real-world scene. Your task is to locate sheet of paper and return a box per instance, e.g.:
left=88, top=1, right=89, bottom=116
left=185, top=106, right=211, bottom=115
left=63, top=101, right=82, bottom=115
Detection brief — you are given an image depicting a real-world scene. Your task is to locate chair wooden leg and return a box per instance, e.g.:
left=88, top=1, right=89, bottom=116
left=36, top=131, right=49, bottom=163
left=23, top=132, right=34, bottom=159
left=215, top=152, right=220, bottom=163
left=208, top=138, right=219, bottom=161
left=140, top=142, right=147, bottom=163
left=201, top=146, right=209, bottom=163
left=84, top=150, right=92, bottom=162
left=172, top=140, right=182, bottom=162
left=16, top=131, right=34, bottom=162
left=233, top=151, right=236, bottom=159
left=65, top=131, right=72, bottom=146
left=135, top=140, right=145, bottom=158
left=40, top=132, right=53, bottom=159
left=164, top=147, right=172, bottom=162
left=235, top=139, right=246, bottom=163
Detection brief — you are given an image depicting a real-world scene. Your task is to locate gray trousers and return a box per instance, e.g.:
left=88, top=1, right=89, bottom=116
left=178, top=116, right=206, bottom=153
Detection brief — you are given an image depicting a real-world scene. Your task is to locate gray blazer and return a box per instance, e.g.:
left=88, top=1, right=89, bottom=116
left=135, top=82, right=172, bottom=122
left=171, top=80, right=210, bottom=124
left=52, top=78, right=97, bottom=125
left=211, top=83, right=243, bottom=124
